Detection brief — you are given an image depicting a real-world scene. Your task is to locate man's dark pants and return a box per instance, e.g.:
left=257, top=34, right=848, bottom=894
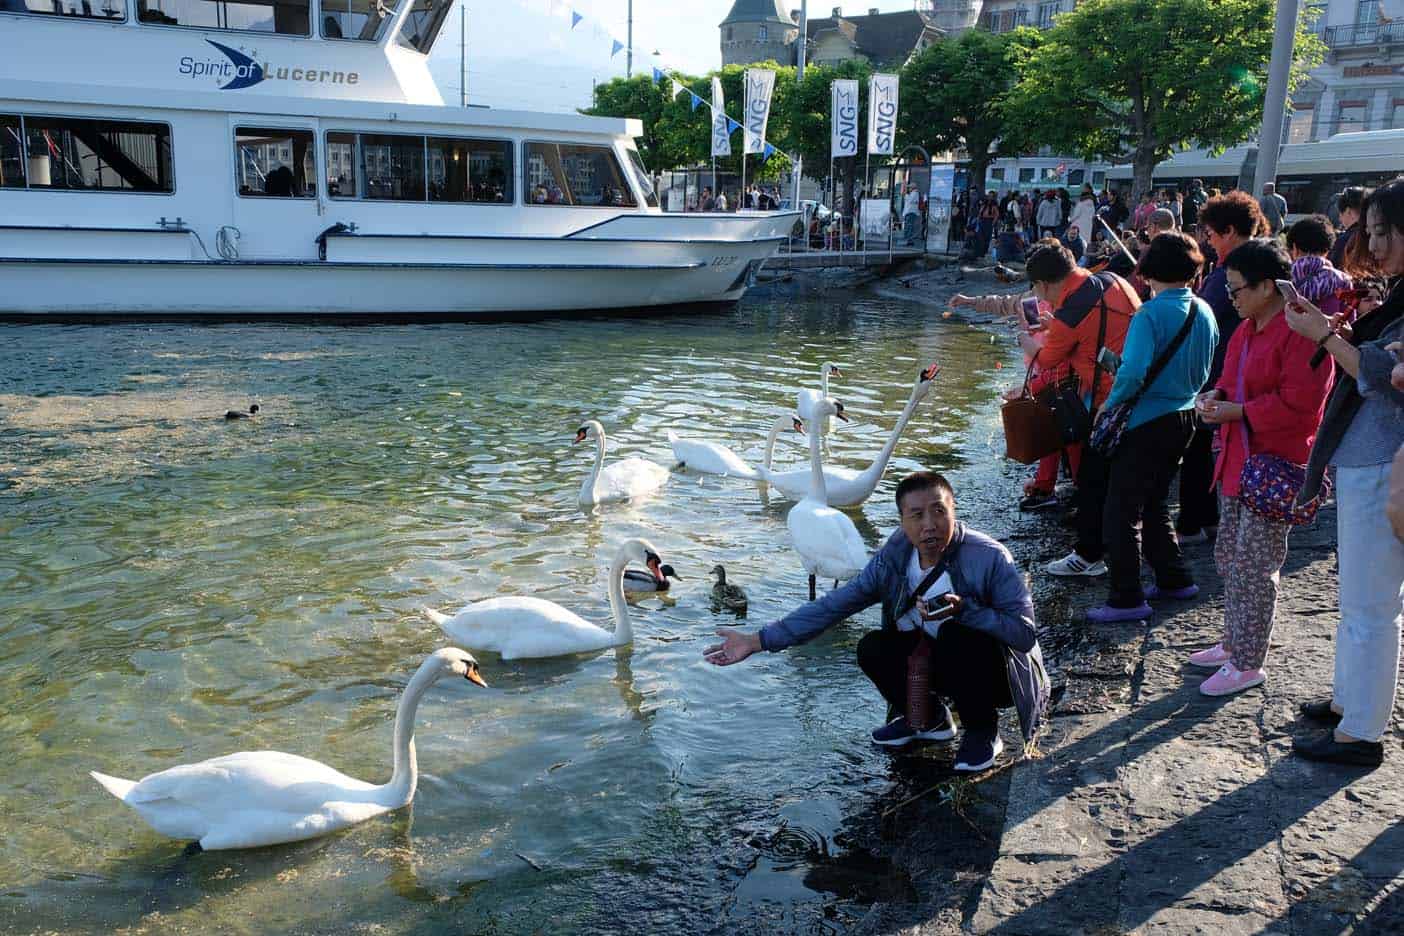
left=1176, top=424, right=1220, bottom=534
left=1103, top=410, right=1198, bottom=607
left=856, top=622, right=1011, bottom=733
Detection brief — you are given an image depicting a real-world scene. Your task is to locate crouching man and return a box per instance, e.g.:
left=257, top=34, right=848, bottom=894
left=704, top=471, right=1048, bottom=771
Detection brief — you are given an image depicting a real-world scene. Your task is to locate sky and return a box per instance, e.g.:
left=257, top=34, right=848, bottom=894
left=427, top=0, right=927, bottom=113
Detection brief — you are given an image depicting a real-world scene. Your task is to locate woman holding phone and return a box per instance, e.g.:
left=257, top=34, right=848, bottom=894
left=1193, top=240, right=1335, bottom=696
left=1282, top=177, right=1404, bottom=766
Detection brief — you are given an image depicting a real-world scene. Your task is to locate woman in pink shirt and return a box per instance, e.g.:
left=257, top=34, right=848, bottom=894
left=1192, top=240, right=1335, bottom=696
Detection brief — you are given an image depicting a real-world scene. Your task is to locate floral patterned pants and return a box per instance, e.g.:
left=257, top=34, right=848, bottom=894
left=1215, top=495, right=1291, bottom=671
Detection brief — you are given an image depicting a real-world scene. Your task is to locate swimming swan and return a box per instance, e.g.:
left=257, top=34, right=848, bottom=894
left=788, top=398, right=868, bottom=599
left=668, top=414, right=804, bottom=479
left=575, top=420, right=670, bottom=507
left=766, top=364, right=940, bottom=507
left=797, top=362, right=842, bottom=437
left=425, top=538, right=669, bottom=659
left=90, top=648, right=488, bottom=851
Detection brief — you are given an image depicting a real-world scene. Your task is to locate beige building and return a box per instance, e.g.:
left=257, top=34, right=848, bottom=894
left=720, top=2, right=969, bottom=69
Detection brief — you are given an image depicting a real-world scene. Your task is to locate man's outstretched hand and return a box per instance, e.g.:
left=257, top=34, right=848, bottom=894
left=704, top=628, right=762, bottom=666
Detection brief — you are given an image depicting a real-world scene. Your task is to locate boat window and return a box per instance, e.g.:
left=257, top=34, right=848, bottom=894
left=2, top=0, right=126, bottom=21
left=524, top=142, right=636, bottom=208
left=326, top=132, right=358, bottom=198
left=21, top=116, right=173, bottom=193
left=395, top=0, right=452, bottom=53
left=320, top=0, right=391, bottom=41
left=1, top=116, right=24, bottom=189
left=624, top=145, right=658, bottom=208
left=426, top=137, right=512, bottom=204
left=361, top=133, right=426, bottom=201
left=235, top=127, right=315, bottom=198
left=136, top=0, right=309, bottom=36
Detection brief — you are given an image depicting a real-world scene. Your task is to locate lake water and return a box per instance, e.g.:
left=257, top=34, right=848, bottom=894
left=0, top=282, right=1046, bottom=934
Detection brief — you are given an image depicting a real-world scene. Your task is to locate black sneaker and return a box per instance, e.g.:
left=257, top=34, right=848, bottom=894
left=954, top=729, right=1004, bottom=772
left=1299, top=700, right=1343, bottom=725
left=1291, top=730, right=1383, bottom=768
left=1019, top=492, right=1059, bottom=511
left=871, top=705, right=956, bottom=747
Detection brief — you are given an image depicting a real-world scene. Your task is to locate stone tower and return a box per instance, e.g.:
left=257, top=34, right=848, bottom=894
left=720, top=0, right=800, bottom=67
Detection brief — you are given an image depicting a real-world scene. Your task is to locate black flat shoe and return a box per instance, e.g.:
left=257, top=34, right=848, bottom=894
left=1292, top=730, right=1383, bottom=767
left=1299, top=699, right=1343, bottom=725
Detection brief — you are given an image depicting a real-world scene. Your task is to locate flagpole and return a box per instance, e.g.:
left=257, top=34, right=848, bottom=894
left=862, top=153, right=869, bottom=261
left=740, top=153, right=746, bottom=214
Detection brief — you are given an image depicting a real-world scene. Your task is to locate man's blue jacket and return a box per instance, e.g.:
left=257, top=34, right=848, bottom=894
left=759, top=522, right=1049, bottom=744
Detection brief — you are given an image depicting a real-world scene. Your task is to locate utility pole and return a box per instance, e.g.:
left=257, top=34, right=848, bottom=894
left=796, top=0, right=807, bottom=81
left=459, top=3, right=467, bottom=107
left=626, top=0, right=633, bottom=78
left=1252, top=0, right=1301, bottom=196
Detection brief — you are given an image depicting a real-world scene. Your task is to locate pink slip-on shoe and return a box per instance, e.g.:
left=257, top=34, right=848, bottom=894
left=1188, top=644, right=1231, bottom=668
left=1199, top=663, right=1266, bottom=697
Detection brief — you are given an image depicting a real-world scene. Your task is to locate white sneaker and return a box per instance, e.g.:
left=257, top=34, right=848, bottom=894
left=1045, top=552, right=1107, bottom=577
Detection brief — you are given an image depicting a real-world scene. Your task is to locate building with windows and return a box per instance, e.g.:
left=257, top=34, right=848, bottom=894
left=720, top=2, right=965, bottom=69
left=1290, top=0, right=1404, bottom=140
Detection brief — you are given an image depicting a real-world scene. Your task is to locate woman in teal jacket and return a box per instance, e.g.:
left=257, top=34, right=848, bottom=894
left=1089, top=232, right=1219, bottom=623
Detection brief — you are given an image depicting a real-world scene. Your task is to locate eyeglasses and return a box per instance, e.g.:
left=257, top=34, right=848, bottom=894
left=1227, top=282, right=1252, bottom=298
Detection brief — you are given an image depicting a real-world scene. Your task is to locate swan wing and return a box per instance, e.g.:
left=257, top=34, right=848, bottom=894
left=594, top=458, right=670, bottom=503
left=668, top=434, right=757, bottom=478
left=788, top=501, right=868, bottom=579
left=434, top=596, right=615, bottom=659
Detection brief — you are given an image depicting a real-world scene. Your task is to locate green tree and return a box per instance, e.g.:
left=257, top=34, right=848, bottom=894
left=788, top=59, right=873, bottom=211
left=1001, top=0, right=1324, bottom=199
left=899, top=27, right=1033, bottom=203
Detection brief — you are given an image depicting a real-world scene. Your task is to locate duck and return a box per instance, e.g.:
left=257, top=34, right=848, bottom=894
left=796, top=362, right=843, bottom=437
left=709, top=564, right=749, bottom=614
left=574, top=420, right=670, bottom=507
left=788, top=398, right=869, bottom=600
left=224, top=403, right=259, bottom=420
left=623, top=563, right=679, bottom=593
left=90, top=648, right=487, bottom=852
left=765, top=363, right=940, bottom=507
left=668, top=414, right=805, bottom=479
left=425, top=538, right=669, bottom=659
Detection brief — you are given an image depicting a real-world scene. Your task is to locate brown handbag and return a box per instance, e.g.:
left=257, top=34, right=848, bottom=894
left=1001, top=353, right=1064, bottom=464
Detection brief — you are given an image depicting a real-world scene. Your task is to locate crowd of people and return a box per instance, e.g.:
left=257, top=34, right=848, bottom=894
left=941, top=177, right=1404, bottom=767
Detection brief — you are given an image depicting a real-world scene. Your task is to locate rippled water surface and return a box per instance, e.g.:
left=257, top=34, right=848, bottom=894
left=0, top=284, right=1036, bottom=934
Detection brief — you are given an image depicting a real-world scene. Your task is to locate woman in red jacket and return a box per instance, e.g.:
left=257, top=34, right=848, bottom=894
left=1193, top=240, right=1336, bottom=696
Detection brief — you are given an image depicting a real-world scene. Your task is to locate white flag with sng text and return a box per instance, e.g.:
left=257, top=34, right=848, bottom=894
left=831, top=79, right=859, bottom=159
left=867, top=73, right=899, bottom=156
left=743, top=68, right=775, bottom=155
left=711, top=76, right=730, bottom=157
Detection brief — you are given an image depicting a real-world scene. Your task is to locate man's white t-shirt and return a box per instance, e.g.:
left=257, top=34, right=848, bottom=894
left=903, top=190, right=921, bottom=217
left=896, top=551, right=953, bottom=638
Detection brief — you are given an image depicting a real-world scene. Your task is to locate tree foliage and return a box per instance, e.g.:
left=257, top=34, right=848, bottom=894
left=1000, top=0, right=1324, bottom=197
left=900, top=27, right=1035, bottom=199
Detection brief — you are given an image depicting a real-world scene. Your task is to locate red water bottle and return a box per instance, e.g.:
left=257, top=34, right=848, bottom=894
left=906, top=633, right=933, bottom=730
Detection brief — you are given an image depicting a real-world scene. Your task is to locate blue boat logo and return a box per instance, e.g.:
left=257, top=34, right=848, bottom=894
left=178, top=40, right=265, bottom=90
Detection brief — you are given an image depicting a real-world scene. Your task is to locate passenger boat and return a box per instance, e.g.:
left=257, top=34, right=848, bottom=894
left=0, top=1, right=797, bottom=317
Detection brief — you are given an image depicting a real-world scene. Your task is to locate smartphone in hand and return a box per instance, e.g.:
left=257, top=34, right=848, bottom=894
left=1020, top=296, right=1042, bottom=328
left=918, top=593, right=959, bottom=624
left=1096, top=345, right=1121, bottom=376
left=1275, top=279, right=1302, bottom=304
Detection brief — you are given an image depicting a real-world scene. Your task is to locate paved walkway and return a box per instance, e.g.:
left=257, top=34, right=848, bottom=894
left=967, top=504, right=1403, bottom=935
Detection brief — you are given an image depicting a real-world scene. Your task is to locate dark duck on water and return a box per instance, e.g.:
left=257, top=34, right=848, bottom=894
left=224, top=404, right=260, bottom=420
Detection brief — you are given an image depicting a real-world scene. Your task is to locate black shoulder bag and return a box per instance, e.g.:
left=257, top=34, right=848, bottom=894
left=1088, top=308, right=1198, bottom=459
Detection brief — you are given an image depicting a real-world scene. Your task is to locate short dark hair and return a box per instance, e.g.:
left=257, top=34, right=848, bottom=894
left=1136, top=232, right=1204, bottom=283
left=1338, top=185, right=1367, bottom=216
left=1222, top=238, right=1292, bottom=285
left=1285, top=215, right=1335, bottom=255
left=1024, top=240, right=1076, bottom=284
left=895, top=471, right=954, bottom=511
left=1199, top=190, right=1269, bottom=239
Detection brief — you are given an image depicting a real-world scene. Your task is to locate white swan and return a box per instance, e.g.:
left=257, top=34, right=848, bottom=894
left=797, top=361, right=843, bottom=437
left=575, top=420, right=670, bottom=507
left=788, top=398, right=869, bottom=599
left=425, top=538, right=668, bottom=659
left=668, top=414, right=804, bottom=479
left=766, top=363, right=940, bottom=507
left=90, top=648, right=488, bottom=852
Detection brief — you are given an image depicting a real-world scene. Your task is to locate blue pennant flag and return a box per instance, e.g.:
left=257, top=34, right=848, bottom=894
left=760, top=142, right=775, bottom=163
left=611, top=39, right=623, bottom=57
left=652, top=67, right=664, bottom=84
left=690, top=92, right=703, bottom=111
left=571, top=10, right=582, bottom=28
left=727, top=118, right=741, bottom=134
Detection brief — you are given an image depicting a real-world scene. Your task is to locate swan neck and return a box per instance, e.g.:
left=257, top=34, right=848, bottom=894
left=606, top=550, right=632, bottom=646
left=807, top=416, right=828, bottom=502
left=384, top=661, right=437, bottom=807
left=763, top=420, right=784, bottom=471
left=580, top=423, right=606, bottom=503
left=860, top=389, right=922, bottom=485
